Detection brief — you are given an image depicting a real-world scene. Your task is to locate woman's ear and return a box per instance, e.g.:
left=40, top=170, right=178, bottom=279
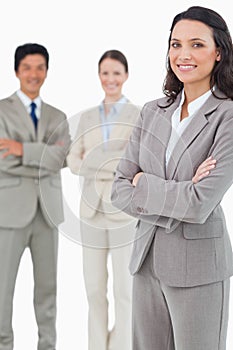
left=124, top=72, right=129, bottom=83
left=216, top=50, right=221, bottom=61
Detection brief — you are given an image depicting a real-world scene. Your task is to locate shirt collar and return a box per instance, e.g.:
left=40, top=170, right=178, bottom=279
left=178, top=89, right=212, bottom=117
left=16, top=89, right=42, bottom=109
left=99, top=95, right=127, bottom=114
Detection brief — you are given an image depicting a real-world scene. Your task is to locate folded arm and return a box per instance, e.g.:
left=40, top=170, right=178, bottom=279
left=67, top=118, right=128, bottom=180
left=111, top=110, right=233, bottom=227
left=0, top=117, right=71, bottom=178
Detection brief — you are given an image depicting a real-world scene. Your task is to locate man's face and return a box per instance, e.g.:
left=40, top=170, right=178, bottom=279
left=15, top=54, right=47, bottom=99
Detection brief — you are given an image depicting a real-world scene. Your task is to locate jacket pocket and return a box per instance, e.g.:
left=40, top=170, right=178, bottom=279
left=0, top=177, right=21, bottom=189
left=183, top=220, right=224, bottom=239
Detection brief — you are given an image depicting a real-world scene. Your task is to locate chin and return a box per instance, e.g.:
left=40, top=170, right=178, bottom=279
left=107, top=89, right=118, bottom=94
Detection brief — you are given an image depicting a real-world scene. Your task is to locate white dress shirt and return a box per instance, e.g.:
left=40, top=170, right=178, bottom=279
left=16, top=90, right=42, bottom=120
left=166, top=89, right=212, bottom=166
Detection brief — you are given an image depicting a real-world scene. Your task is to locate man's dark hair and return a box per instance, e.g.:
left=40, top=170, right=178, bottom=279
left=14, top=43, right=49, bottom=72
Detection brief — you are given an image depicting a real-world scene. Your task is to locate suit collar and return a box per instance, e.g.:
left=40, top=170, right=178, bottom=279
left=160, top=89, right=228, bottom=179
left=99, top=95, right=128, bottom=115
left=108, top=101, right=136, bottom=140
left=147, top=97, right=179, bottom=178
left=87, top=100, right=134, bottom=143
left=16, top=89, right=42, bottom=114
left=124, top=90, right=226, bottom=180
left=9, top=92, right=47, bottom=141
left=9, top=92, right=36, bottom=139
left=37, top=103, right=50, bottom=141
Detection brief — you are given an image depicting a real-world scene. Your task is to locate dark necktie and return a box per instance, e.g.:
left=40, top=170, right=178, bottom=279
left=30, top=102, right=38, bottom=130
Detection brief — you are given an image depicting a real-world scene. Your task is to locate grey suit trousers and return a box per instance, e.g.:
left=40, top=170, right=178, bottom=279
left=132, top=239, right=230, bottom=350
left=0, top=206, right=58, bottom=350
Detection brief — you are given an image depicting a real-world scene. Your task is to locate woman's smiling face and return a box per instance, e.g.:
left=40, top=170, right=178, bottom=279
left=169, top=19, right=221, bottom=90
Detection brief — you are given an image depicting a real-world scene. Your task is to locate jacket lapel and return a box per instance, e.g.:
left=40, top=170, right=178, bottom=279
left=37, top=102, right=49, bottom=142
left=166, top=91, right=225, bottom=180
left=87, top=105, right=122, bottom=146
left=10, top=93, right=36, bottom=140
left=108, top=102, right=135, bottom=141
left=91, top=106, right=103, bottom=142
left=166, top=112, right=208, bottom=179
left=148, top=98, right=179, bottom=178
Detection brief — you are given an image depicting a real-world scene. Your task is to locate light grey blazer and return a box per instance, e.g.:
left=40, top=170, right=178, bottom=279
left=0, top=92, right=71, bottom=228
left=67, top=101, right=140, bottom=221
left=111, top=89, right=233, bottom=287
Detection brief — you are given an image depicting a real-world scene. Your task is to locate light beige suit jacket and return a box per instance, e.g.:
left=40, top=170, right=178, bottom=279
left=67, top=101, right=141, bottom=221
left=111, top=90, right=233, bottom=287
left=0, top=92, right=71, bottom=228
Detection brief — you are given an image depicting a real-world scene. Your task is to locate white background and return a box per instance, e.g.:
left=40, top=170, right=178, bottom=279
left=1, top=0, right=233, bottom=349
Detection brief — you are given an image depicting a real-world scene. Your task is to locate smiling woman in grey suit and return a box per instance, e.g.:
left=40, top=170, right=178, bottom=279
left=111, top=6, right=233, bottom=350
left=67, top=50, right=140, bottom=350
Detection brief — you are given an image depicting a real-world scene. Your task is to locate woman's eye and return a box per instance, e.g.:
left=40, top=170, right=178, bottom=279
left=171, top=42, right=180, bottom=48
left=193, top=43, right=204, bottom=48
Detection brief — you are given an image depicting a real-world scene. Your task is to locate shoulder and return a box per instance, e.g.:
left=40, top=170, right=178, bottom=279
left=80, top=105, right=99, bottom=118
left=78, top=106, right=100, bottom=126
left=143, top=95, right=170, bottom=112
left=138, top=96, right=171, bottom=124
left=0, top=93, right=17, bottom=106
left=125, top=102, right=141, bottom=115
left=217, top=98, right=233, bottom=112
left=42, top=102, right=67, bottom=120
left=0, top=97, right=10, bottom=105
left=120, top=100, right=141, bottom=122
left=215, top=99, right=233, bottom=125
left=71, top=105, right=100, bottom=134
left=0, top=94, right=23, bottom=118
left=42, top=102, right=65, bottom=114
left=205, top=92, right=233, bottom=123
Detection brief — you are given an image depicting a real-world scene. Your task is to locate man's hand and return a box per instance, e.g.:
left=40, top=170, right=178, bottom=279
left=0, top=138, right=23, bottom=158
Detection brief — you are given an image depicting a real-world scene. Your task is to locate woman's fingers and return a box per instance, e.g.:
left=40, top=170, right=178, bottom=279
left=192, top=156, right=216, bottom=183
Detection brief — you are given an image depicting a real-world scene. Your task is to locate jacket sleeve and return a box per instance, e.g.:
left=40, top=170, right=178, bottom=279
left=112, top=108, right=233, bottom=226
left=0, top=114, right=71, bottom=178
left=111, top=110, right=180, bottom=230
left=67, top=116, right=131, bottom=180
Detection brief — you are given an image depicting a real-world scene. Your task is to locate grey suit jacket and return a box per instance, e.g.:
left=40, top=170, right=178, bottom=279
left=67, top=101, right=140, bottom=221
left=111, top=90, right=233, bottom=287
left=0, top=92, right=71, bottom=228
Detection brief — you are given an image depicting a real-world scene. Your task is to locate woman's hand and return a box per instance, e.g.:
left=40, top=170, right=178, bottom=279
left=192, top=156, right=216, bottom=184
left=132, top=157, right=216, bottom=187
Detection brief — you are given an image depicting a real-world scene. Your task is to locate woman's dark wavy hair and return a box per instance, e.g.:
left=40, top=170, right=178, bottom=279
left=163, top=6, right=233, bottom=103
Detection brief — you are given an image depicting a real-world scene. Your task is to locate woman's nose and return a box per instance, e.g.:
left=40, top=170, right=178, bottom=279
left=180, top=47, right=191, bottom=60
